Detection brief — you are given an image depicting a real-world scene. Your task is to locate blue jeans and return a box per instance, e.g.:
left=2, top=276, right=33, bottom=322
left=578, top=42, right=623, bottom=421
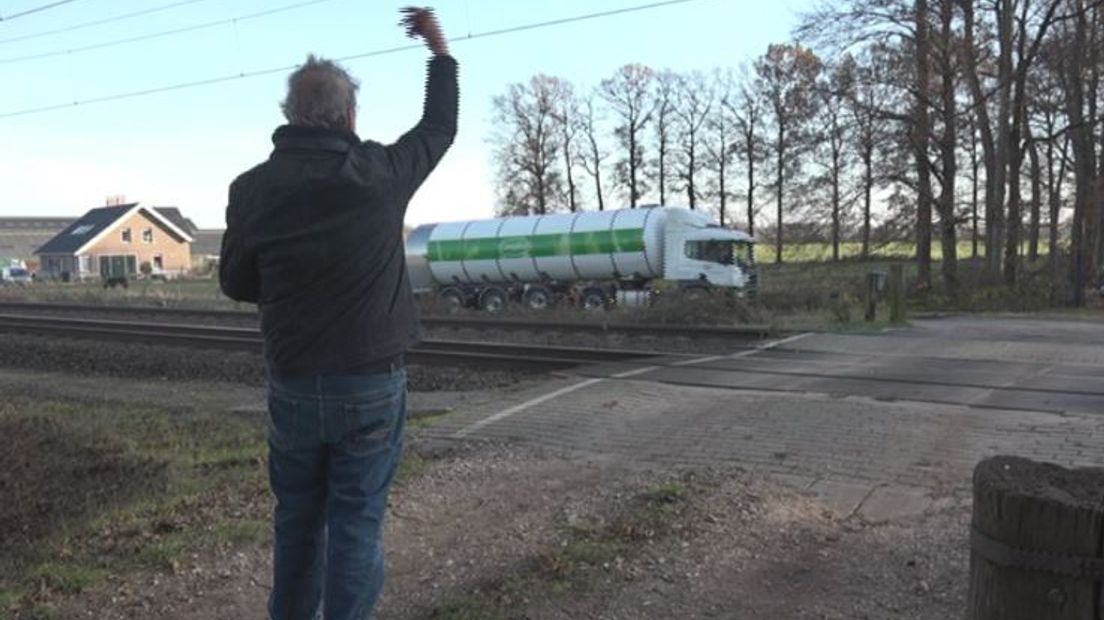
left=265, top=368, right=407, bottom=620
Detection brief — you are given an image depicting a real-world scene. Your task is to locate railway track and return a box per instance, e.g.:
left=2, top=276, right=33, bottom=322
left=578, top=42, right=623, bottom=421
left=0, top=301, right=773, bottom=340
left=0, top=313, right=665, bottom=371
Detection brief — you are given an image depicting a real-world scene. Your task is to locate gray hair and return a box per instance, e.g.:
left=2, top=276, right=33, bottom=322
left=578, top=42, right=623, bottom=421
left=281, top=55, right=360, bottom=130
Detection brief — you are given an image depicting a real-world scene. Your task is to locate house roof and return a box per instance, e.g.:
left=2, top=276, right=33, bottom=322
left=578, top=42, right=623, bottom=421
left=35, top=203, right=195, bottom=255
left=0, top=217, right=75, bottom=230
left=191, top=229, right=224, bottom=257
left=153, top=207, right=198, bottom=236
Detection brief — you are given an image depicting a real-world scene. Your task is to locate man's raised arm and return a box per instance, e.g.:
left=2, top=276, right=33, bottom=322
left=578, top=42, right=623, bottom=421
left=386, top=7, right=458, bottom=199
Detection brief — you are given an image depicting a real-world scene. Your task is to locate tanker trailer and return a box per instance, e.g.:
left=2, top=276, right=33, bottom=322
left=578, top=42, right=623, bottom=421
left=405, top=206, right=756, bottom=311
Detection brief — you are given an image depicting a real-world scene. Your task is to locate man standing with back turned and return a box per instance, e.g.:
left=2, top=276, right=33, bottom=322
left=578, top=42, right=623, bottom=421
left=219, top=7, right=457, bottom=619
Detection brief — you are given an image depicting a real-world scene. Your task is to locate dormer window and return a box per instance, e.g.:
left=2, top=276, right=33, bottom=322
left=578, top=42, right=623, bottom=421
left=143, top=228, right=153, bottom=243
left=121, top=228, right=132, bottom=243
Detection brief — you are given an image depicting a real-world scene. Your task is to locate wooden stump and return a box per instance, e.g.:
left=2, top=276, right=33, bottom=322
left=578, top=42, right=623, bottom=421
left=968, top=456, right=1104, bottom=620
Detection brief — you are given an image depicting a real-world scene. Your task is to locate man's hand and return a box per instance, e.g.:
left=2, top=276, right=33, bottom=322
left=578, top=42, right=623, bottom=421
left=400, top=7, right=449, bottom=56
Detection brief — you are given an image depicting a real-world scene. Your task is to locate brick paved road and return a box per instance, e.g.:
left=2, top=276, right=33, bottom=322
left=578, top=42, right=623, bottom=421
left=422, top=316, right=1104, bottom=520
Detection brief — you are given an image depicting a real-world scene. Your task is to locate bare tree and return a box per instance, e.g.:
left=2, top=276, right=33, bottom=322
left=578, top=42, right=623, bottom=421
left=807, top=58, right=856, bottom=261
left=934, top=0, right=958, bottom=296
left=600, top=64, right=656, bottom=208
left=730, top=65, right=767, bottom=237
left=673, top=71, right=715, bottom=211
left=755, top=43, right=823, bottom=263
left=706, top=69, right=738, bottom=226
left=847, top=47, right=898, bottom=259
left=491, top=75, right=565, bottom=216
left=650, top=70, right=679, bottom=205
left=549, top=80, right=582, bottom=212
left=578, top=91, right=610, bottom=211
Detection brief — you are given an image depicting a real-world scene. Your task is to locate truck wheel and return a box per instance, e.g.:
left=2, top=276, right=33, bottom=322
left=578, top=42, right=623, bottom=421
left=439, top=287, right=466, bottom=313
left=681, top=285, right=710, bottom=301
left=479, top=287, right=508, bottom=313
left=580, top=288, right=607, bottom=310
left=524, top=286, right=552, bottom=310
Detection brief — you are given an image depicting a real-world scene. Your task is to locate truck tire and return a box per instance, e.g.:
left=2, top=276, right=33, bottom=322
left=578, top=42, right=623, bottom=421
left=580, top=288, right=607, bottom=310
left=479, top=287, right=508, bottom=313
left=523, top=286, right=553, bottom=310
left=439, top=287, right=466, bottom=313
left=681, top=285, right=710, bottom=301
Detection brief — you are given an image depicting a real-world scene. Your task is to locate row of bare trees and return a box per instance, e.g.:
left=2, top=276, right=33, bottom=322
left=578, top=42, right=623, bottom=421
left=489, top=0, right=1104, bottom=304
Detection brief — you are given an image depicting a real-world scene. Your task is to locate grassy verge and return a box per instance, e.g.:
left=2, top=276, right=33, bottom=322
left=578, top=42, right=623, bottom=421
left=0, top=393, right=269, bottom=618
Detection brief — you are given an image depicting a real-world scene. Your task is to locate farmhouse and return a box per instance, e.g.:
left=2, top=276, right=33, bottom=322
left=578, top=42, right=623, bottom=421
left=35, top=203, right=194, bottom=281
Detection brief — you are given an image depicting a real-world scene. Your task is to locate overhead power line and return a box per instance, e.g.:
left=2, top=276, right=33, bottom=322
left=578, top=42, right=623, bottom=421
left=0, top=0, right=212, bottom=46
left=0, top=0, right=340, bottom=64
left=0, top=0, right=82, bottom=22
left=0, top=0, right=702, bottom=120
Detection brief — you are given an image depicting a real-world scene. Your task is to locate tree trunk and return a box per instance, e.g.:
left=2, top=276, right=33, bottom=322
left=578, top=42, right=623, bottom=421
left=1065, top=4, right=1093, bottom=307
left=563, top=138, right=577, bottom=213
left=967, top=456, right=1104, bottom=620
left=971, top=127, right=981, bottom=260
left=775, top=122, right=785, bottom=264
left=862, top=144, right=873, bottom=260
left=629, top=127, right=639, bottom=208
left=961, top=0, right=999, bottom=271
left=719, top=151, right=728, bottom=227
left=937, top=0, right=957, bottom=297
left=658, top=126, right=668, bottom=205
left=913, top=0, right=933, bottom=290
left=747, top=134, right=756, bottom=237
left=832, top=144, right=841, bottom=262
left=990, top=0, right=1014, bottom=278
left=1028, top=137, right=1042, bottom=262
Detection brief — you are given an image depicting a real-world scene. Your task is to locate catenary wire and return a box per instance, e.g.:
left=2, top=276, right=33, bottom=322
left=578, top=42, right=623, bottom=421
left=0, top=0, right=82, bottom=23
left=0, top=0, right=340, bottom=63
left=0, top=0, right=702, bottom=120
left=0, top=0, right=211, bottom=46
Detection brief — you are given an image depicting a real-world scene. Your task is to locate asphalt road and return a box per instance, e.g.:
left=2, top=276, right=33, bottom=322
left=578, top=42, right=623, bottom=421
left=581, top=315, right=1104, bottom=416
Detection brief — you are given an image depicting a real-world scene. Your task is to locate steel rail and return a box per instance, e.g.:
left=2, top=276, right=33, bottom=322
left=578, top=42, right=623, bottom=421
left=0, top=313, right=662, bottom=370
left=0, top=301, right=773, bottom=339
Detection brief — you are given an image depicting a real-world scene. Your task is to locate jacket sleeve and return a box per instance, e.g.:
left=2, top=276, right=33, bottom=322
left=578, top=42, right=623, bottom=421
left=384, top=54, right=459, bottom=202
left=219, top=181, right=260, bottom=304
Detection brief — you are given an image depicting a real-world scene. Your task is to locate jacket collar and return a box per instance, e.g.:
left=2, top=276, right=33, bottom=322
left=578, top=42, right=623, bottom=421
left=272, top=124, right=359, bottom=154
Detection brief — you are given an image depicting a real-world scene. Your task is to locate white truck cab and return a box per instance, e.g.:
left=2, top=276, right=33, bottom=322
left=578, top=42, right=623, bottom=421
left=660, top=208, right=756, bottom=289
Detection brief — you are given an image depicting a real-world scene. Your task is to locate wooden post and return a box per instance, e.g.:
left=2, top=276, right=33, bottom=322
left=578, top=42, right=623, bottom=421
left=889, top=264, right=906, bottom=323
left=865, top=272, right=878, bottom=322
left=968, top=456, right=1104, bottom=620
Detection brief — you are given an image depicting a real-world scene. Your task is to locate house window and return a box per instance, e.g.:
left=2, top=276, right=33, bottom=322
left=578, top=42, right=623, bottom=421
left=121, top=228, right=132, bottom=243
left=70, top=224, right=94, bottom=236
left=153, top=255, right=164, bottom=270
left=143, top=228, right=153, bottom=243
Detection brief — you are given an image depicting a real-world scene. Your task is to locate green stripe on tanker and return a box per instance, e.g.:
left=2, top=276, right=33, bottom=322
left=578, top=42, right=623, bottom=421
left=427, top=228, right=646, bottom=262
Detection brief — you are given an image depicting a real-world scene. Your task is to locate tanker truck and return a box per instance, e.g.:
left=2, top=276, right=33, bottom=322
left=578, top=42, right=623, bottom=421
left=405, top=206, right=756, bottom=311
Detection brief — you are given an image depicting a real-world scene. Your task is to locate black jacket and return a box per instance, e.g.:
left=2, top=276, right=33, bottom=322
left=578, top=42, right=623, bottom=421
left=220, top=55, right=458, bottom=379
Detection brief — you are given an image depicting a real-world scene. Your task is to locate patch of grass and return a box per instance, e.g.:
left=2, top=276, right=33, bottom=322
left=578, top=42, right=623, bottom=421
left=133, top=534, right=190, bottom=573
left=213, top=519, right=270, bottom=546
left=0, top=390, right=271, bottom=615
left=28, top=564, right=104, bottom=595
left=22, top=604, right=58, bottom=620
left=395, top=451, right=430, bottom=486
left=430, top=594, right=507, bottom=620
left=0, top=590, right=22, bottom=616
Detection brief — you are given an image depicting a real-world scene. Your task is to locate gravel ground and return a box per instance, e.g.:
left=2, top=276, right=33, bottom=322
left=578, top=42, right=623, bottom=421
left=0, top=333, right=537, bottom=392
left=53, top=440, right=970, bottom=620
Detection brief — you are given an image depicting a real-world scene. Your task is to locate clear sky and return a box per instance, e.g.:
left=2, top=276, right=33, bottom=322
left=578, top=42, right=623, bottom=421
left=0, top=0, right=812, bottom=228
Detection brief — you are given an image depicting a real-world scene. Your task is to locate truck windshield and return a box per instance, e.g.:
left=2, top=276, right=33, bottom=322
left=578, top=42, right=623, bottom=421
left=684, top=240, right=754, bottom=268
